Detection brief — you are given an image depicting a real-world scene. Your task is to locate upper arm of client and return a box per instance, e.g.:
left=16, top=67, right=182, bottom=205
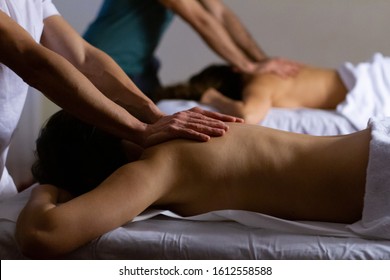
left=16, top=160, right=164, bottom=259
left=201, top=85, right=271, bottom=125
left=240, top=80, right=273, bottom=124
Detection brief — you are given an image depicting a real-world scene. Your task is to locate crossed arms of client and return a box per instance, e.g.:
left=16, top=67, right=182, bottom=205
left=16, top=110, right=370, bottom=258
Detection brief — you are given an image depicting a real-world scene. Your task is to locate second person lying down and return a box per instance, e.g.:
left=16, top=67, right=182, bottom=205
left=155, top=53, right=390, bottom=127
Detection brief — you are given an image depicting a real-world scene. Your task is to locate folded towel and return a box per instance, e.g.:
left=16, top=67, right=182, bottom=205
left=348, top=117, right=390, bottom=239
left=337, top=53, right=390, bottom=130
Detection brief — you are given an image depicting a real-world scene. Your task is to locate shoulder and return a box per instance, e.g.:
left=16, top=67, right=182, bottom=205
left=158, top=0, right=204, bottom=18
left=141, top=139, right=186, bottom=160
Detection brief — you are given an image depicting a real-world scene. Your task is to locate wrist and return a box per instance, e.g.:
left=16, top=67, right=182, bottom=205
left=124, top=121, right=148, bottom=147
left=237, top=61, right=257, bottom=74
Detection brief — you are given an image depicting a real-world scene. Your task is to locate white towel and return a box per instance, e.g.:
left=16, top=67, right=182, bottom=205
left=348, top=117, right=390, bottom=239
left=336, top=53, right=390, bottom=130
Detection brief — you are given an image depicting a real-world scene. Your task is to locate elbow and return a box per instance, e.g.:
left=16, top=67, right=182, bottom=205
left=16, top=228, right=62, bottom=259
left=15, top=213, right=67, bottom=259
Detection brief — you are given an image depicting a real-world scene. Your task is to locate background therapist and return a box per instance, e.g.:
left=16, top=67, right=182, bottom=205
left=84, top=0, right=300, bottom=98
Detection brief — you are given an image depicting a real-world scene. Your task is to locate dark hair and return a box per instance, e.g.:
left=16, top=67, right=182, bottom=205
left=32, top=110, right=128, bottom=196
left=154, top=64, right=244, bottom=101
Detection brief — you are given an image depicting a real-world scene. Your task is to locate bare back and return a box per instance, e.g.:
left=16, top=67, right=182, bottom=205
left=249, top=66, right=348, bottom=109
left=141, top=123, right=370, bottom=223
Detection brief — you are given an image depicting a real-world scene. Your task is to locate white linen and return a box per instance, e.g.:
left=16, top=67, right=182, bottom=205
left=1, top=188, right=390, bottom=259
left=133, top=209, right=358, bottom=238
left=349, top=117, right=390, bottom=239
left=336, top=53, right=390, bottom=130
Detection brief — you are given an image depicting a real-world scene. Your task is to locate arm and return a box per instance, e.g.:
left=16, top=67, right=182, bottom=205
left=201, top=87, right=272, bottom=124
left=161, top=0, right=300, bottom=76
left=160, top=0, right=257, bottom=73
left=16, top=160, right=166, bottom=259
left=199, top=0, right=266, bottom=62
left=0, top=12, right=238, bottom=147
left=40, top=15, right=244, bottom=144
left=40, top=15, right=161, bottom=124
left=0, top=11, right=146, bottom=143
left=201, top=0, right=302, bottom=78
left=200, top=0, right=301, bottom=78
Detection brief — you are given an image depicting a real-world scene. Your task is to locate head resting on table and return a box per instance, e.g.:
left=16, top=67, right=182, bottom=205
left=32, top=110, right=128, bottom=196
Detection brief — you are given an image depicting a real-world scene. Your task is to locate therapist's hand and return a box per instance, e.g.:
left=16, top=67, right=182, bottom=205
left=143, top=107, right=243, bottom=147
left=253, top=57, right=302, bottom=78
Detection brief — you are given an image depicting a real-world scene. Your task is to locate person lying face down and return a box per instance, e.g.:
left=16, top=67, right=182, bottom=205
left=154, top=63, right=347, bottom=124
left=16, top=110, right=370, bottom=258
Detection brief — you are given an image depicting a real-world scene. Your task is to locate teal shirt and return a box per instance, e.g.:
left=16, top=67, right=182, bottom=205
left=84, top=0, right=174, bottom=76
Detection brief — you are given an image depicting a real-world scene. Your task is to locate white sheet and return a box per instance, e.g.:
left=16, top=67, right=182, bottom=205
left=2, top=184, right=390, bottom=259
left=134, top=209, right=358, bottom=238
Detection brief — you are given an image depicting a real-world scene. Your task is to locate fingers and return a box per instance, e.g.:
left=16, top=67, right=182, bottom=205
left=145, top=127, right=211, bottom=147
left=143, top=107, right=243, bottom=147
left=256, top=57, right=302, bottom=78
left=189, top=107, right=244, bottom=123
left=175, top=109, right=229, bottom=130
left=144, top=120, right=221, bottom=147
left=275, top=59, right=302, bottom=77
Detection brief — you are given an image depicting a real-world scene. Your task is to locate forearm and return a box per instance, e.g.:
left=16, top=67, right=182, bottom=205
left=78, top=45, right=164, bottom=124
left=211, top=98, right=267, bottom=124
left=40, top=15, right=163, bottom=124
left=201, top=89, right=246, bottom=118
left=220, top=7, right=267, bottom=62
left=165, top=0, right=255, bottom=72
left=192, top=16, right=254, bottom=71
left=16, top=163, right=166, bottom=259
left=201, top=88, right=268, bottom=124
left=17, top=44, right=147, bottom=144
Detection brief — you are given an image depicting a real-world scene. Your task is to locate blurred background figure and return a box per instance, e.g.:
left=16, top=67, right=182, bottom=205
left=84, top=0, right=300, bottom=98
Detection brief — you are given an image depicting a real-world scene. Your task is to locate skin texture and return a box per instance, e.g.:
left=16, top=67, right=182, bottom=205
left=16, top=122, right=370, bottom=259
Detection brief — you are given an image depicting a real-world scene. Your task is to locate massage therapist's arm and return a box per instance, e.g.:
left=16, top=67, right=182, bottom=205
left=40, top=15, right=243, bottom=145
left=0, top=11, right=239, bottom=147
left=160, top=0, right=300, bottom=77
left=160, top=0, right=257, bottom=73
